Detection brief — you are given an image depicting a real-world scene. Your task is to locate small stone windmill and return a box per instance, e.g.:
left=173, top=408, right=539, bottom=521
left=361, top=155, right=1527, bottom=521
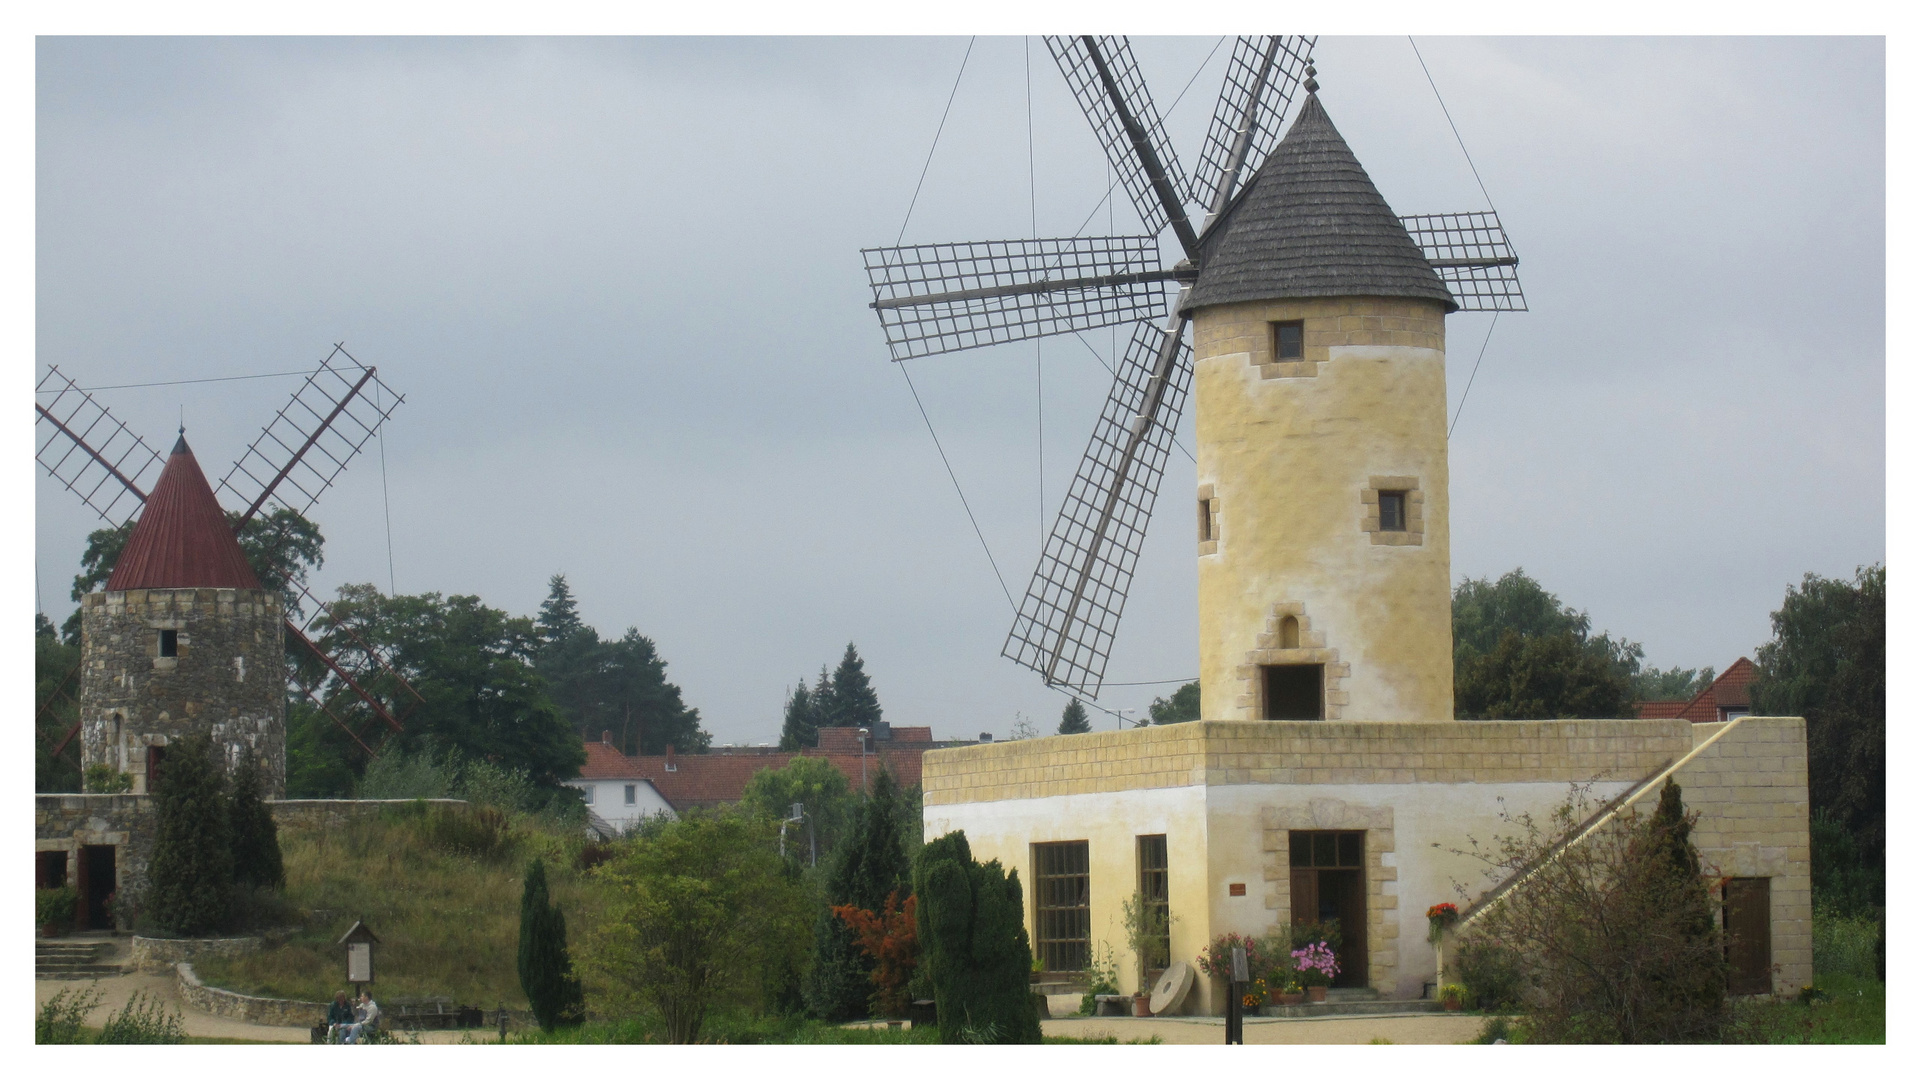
left=864, top=37, right=1526, bottom=713
left=35, top=345, right=424, bottom=789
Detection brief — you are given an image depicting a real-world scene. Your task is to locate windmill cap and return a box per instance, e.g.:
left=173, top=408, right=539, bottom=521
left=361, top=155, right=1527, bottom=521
left=1181, top=93, right=1458, bottom=315
left=104, top=431, right=264, bottom=592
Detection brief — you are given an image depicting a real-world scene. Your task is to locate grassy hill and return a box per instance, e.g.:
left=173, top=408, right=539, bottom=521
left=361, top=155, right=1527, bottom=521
left=193, top=802, right=599, bottom=1009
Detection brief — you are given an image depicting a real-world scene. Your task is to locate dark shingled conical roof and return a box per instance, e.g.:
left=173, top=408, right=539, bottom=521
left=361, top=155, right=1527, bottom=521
left=105, top=433, right=262, bottom=592
left=1182, top=94, right=1457, bottom=314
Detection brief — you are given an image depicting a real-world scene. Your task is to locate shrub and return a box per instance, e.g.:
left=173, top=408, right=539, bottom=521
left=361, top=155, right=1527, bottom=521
left=96, top=991, right=186, bottom=1044
left=1079, top=944, right=1120, bottom=1014
left=1811, top=907, right=1881, bottom=981
left=84, top=763, right=132, bottom=794
left=518, top=858, right=585, bottom=1031
left=37, top=886, right=77, bottom=930
left=143, top=733, right=234, bottom=936
left=426, top=805, right=514, bottom=862
left=832, top=891, right=919, bottom=1018
left=1454, top=935, right=1526, bottom=1012
left=583, top=810, right=812, bottom=1043
left=912, top=830, right=1042, bottom=1044
left=230, top=750, right=285, bottom=891
left=806, top=767, right=913, bottom=1021
left=1454, top=779, right=1728, bottom=1043
left=36, top=986, right=100, bottom=1043
left=1195, top=932, right=1263, bottom=981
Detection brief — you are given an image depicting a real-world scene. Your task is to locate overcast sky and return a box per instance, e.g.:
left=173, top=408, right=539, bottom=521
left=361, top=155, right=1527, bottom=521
left=33, top=36, right=1884, bottom=746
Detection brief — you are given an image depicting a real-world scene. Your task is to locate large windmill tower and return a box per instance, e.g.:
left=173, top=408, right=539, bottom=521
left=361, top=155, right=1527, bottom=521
left=865, top=39, right=1523, bottom=716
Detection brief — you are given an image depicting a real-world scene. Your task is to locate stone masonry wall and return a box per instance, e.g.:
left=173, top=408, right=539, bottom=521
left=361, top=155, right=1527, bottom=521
left=269, top=798, right=471, bottom=832
left=34, top=794, right=155, bottom=930
left=80, top=587, right=286, bottom=797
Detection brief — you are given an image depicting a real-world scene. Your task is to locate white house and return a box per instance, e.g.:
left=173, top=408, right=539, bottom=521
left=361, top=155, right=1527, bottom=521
left=567, top=731, right=678, bottom=837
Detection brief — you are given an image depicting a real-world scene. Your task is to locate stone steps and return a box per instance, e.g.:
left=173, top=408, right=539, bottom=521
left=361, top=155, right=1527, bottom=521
left=1258, top=998, right=1443, bottom=1018
left=36, top=939, right=125, bottom=980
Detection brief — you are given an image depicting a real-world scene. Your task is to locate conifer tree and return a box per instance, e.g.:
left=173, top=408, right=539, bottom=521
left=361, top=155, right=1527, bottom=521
left=518, top=858, right=585, bottom=1030
left=1057, top=699, right=1091, bottom=735
left=228, top=750, right=284, bottom=891
left=778, top=678, right=818, bottom=750
left=143, top=734, right=234, bottom=936
left=913, top=830, right=1042, bottom=1043
left=810, top=665, right=837, bottom=728
left=807, top=768, right=912, bottom=1020
left=827, top=643, right=882, bottom=731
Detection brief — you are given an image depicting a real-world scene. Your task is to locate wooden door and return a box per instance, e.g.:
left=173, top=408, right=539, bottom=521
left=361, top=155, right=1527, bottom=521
left=1725, top=877, right=1772, bottom=995
left=1290, top=869, right=1318, bottom=927
left=73, top=846, right=90, bottom=930
left=1327, top=869, right=1368, bottom=988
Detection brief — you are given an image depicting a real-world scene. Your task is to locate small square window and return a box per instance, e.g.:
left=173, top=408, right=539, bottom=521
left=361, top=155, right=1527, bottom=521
left=624, top=784, right=637, bottom=806
left=582, top=785, right=594, bottom=804
left=1275, top=321, right=1305, bottom=360
left=1378, top=491, right=1407, bottom=532
left=158, top=629, right=178, bottom=657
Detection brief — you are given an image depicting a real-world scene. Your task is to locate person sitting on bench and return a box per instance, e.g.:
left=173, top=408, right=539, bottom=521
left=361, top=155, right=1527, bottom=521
left=341, top=990, right=381, bottom=1043
left=327, top=991, right=355, bottom=1043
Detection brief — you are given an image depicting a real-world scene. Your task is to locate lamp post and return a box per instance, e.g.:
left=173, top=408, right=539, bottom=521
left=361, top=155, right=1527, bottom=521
left=858, top=727, right=870, bottom=792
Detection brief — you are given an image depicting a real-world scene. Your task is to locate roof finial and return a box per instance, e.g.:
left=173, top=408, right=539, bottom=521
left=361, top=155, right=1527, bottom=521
left=1304, top=63, right=1318, bottom=96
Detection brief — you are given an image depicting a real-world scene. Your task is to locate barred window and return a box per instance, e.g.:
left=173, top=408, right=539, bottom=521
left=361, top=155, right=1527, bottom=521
left=1033, top=841, right=1091, bottom=973
left=1137, top=835, right=1171, bottom=972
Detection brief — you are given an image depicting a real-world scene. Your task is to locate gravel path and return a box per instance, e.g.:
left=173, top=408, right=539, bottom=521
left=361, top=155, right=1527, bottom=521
left=1043, top=1013, right=1487, bottom=1044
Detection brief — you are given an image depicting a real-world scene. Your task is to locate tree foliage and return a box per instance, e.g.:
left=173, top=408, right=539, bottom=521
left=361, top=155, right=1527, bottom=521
left=35, top=614, right=81, bottom=793
left=1149, top=681, right=1200, bottom=725
left=1452, top=570, right=1638, bottom=719
left=143, top=734, right=234, bottom=936
left=1632, top=665, right=1717, bottom=703
left=229, top=749, right=285, bottom=891
left=739, top=756, right=856, bottom=864
left=1057, top=699, right=1091, bottom=735
left=1750, top=564, right=1884, bottom=908
left=519, top=858, right=586, bottom=1031
left=1452, top=781, right=1728, bottom=1043
left=807, top=768, right=914, bottom=1021
left=819, top=643, right=883, bottom=731
left=778, top=678, right=819, bottom=750
left=833, top=892, right=919, bottom=1018
left=583, top=810, right=812, bottom=1043
left=912, top=830, right=1041, bottom=1044
left=534, top=575, right=709, bottom=756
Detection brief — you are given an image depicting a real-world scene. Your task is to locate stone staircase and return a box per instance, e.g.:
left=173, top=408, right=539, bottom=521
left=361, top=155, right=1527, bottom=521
left=1257, top=986, right=1443, bottom=1019
left=36, top=938, right=125, bottom=980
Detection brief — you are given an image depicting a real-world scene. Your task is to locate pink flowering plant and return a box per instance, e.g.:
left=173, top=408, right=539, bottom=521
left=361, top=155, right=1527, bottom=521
left=1196, top=933, right=1263, bottom=980
left=1290, top=941, right=1340, bottom=987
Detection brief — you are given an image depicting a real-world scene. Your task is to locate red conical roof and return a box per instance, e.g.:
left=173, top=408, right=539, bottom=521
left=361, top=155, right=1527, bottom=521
left=105, top=433, right=262, bottom=591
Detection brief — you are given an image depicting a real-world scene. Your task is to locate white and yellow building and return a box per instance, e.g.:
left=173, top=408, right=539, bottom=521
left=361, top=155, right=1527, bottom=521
left=922, top=93, right=1810, bottom=1013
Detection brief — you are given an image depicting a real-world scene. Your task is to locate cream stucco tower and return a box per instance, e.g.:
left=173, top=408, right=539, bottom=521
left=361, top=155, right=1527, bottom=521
left=1182, top=93, right=1458, bottom=724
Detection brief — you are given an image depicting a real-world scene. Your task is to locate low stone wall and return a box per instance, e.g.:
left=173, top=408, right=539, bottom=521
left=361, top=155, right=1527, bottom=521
left=177, top=962, right=326, bottom=1028
left=131, top=934, right=261, bottom=973
left=268, top=798, right=470, bottom=831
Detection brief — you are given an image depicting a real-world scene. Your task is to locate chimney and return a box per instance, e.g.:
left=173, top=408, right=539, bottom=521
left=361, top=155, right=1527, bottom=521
left=665, top=743, right=677, bottom=772
left=873, top=721, right=892, bottom=741
left=979, top=732, right=994, bottom=743
left=601, top=730, right=612, bottom=745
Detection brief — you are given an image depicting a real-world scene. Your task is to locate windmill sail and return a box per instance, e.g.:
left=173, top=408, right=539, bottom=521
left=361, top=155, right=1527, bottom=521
left=863, top=235, right=1173, bottom=361
left=35, top=366, right=166, bottom=525
left=1003, top=313, right=1193, bottom=696
left=1047, top=35, right=1198, bottom=254
left=1399, top=212, right=1527, bottom=311
left=218, top=344, right=405, bottom=524
left=1192, top=36, right=1317, bottom=221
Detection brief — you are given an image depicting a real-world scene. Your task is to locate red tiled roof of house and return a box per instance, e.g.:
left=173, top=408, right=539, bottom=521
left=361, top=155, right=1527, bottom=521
left=106, top=434, right=261, bottom=592
left=572, top=729, right=928, bottom=811
left=1635, top=658, right=1757, bottom=722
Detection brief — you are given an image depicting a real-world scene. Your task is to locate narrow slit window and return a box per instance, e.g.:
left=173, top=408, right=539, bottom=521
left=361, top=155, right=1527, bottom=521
left=1275, top=321, right=1305, bottom=360
left=158, top=629, right=178, bottom=658
left=1378, top=491, right=1407, bottom=532
left=1198, top=497, right=1212, bottom=541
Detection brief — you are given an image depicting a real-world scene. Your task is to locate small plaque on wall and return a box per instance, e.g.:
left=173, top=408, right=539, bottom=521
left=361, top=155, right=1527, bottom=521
left=1228, top=882, right=1246, bottom=896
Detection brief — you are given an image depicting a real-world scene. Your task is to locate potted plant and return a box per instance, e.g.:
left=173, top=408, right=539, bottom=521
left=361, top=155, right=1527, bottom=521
left=1196, top=932, right=1262, bottom=1015
left=1291, top=940, right=1339, bottom=1002
left=1439, top=983, right=1468, bottom=1012
left=1241, top=978, right=1267, bottom=1013
left=1427, top=902, right=1460, bottom=943
left=37, top=886, right=76, bottom=938
left=1122, top=890, right=1171, bottom=1017
left=1274, top=976, right=1305, bottom=1006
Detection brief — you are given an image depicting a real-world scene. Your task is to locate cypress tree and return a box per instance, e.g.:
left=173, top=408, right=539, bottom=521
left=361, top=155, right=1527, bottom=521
left=229, top=750, right=284, bottom=891
left=827, top=643, right=882, bottom=730
left=1643, top=779, right=1725, bottom=1028
left=143, top=734, right=234, bottom=936
left=517, top=858, right=585, bottom=1030
left=778, top=678, right=818, bottom=750
left=806, top=768, right=912, bottom=1020
left=913, top=830, right=1042, bottom=1043
left=1057, top=699, right=1091, bottom=735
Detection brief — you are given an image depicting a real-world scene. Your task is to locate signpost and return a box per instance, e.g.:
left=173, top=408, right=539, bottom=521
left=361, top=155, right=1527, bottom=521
left=1226, top=943, right=1248, bottom=1045
left=339, top=919, right=380, bottom=996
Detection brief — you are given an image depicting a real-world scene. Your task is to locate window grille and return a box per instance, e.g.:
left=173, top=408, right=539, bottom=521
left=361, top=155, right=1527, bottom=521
left=1033, top=841, right=1091, bottom=973
left=1137, top=835, right=1171, bottom=971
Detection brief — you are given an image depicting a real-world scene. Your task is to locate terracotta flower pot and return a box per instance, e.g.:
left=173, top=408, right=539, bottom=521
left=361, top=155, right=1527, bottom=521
left=1277, top=992, right=1305, bottom=1006
left=1443, top=999, right=1463, bottom=1012
left=1306, top=986, right=1327, bottom=1003
left=1132, top=995, right=1151, bottom=1017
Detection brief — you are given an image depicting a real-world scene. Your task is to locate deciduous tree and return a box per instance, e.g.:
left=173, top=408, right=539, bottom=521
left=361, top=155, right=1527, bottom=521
left=1149, top=682, right=1200, bottom=725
